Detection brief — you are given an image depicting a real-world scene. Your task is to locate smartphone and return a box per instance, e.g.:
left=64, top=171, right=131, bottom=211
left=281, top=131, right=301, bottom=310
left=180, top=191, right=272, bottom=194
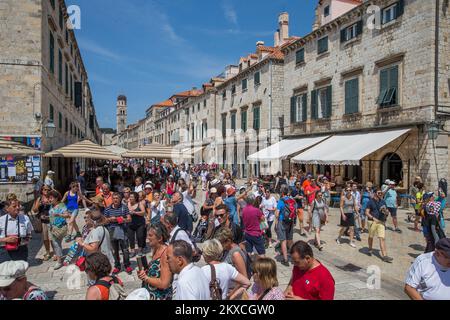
left=136, top=256, right=149, bottom=271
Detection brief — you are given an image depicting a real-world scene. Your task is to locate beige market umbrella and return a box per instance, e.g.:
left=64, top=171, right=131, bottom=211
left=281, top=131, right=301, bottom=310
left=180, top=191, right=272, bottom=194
left=122, top=144, right=193, bottom=160
left=44, top=140, right=122, bottom=161
left=0, top=139, right=44, bottom=156
left=105, top=145, right=128, bottom=156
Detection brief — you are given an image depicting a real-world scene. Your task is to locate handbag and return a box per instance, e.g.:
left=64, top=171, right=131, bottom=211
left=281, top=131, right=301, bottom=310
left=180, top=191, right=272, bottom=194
left=29, top=212, right=43, bottom=234
left=50, top=224, right=68, bottom=240
left=4, top=215, right=21, bottom=251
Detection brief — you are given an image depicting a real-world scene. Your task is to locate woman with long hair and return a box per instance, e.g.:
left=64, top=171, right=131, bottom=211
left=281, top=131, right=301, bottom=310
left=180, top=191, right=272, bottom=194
left=31, top=185, right=53, bottom=261
left=127, top=192, right=147, bottom=258
left=137, top=224, right=173, bottom=300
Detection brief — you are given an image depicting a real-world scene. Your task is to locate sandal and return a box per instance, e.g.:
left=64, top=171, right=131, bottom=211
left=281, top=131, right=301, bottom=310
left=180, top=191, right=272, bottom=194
left=43, top=253, right=52, bottom=261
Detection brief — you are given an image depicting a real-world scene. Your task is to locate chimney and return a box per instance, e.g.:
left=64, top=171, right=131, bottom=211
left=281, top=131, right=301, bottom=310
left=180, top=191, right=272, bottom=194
left=278, top=12, right=289, bottom=44
left=274, top=29, right=280, bottom=47
left=312, top=5, right=321, bottom=31
left=256, top=41, right=265, bottom=48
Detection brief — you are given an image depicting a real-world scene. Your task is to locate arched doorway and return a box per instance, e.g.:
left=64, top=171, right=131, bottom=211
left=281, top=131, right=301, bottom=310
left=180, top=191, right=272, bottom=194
left=380, top=153, right=403, bottom=184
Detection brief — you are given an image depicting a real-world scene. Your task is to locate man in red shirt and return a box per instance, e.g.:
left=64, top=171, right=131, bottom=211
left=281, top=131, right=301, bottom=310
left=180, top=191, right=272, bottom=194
left=95, top=176, right=104, bottom=196
left=304, top=180, right=320, bottom=232
left=285, top=241, right=335, bottom=300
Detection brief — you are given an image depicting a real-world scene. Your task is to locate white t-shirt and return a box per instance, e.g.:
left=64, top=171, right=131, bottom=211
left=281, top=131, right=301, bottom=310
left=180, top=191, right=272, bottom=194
left=180, top=170, right=190, bottom=184
left=182, top=190, right=195, bottom=215
left=134, top=184, right=144, bottom=193
left=169, top=226, right=194, bottom=250
left=261, top=196, right=277, bottom=222
left=405, top=252, right=450, bottom=300
left=173, top=264, right=211, bottom=300
left=84, top=226, right=115, bottom=267
left=201, top=263, right=239, bottom=300
left=150, top=200, right=166, bottom=219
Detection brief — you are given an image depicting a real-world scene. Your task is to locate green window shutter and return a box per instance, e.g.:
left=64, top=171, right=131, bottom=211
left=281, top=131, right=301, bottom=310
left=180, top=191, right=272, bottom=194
left=390, top=65, right=399, bottom=105
left=65, top=64, right=68, bottom=94
left=58, top=50, right=62, bottom=84
left=241, top=111, right=247, bottom=132
left=49, top=105, right=54, bottom=122
left=340, top=29, right=347, bottom=43
left=296, top=49, right=304, bottom=63
left=356, top=20, right=363, bottom=36
left=302, top=94, right=308, bottom=122
left=345, top=81, right=351, bottom=114
left=254, top=72, right=260, bottom=85
left=311, top=90, right=318, bottom=119
left=58, top=112, right=62, bottom=129
left=345, top=79, right=359, bottom=114
left=325, top=85, right=332, bottom=118
left=396, top=0, right=404, bottom=17
left=378, top=69, right=389, bottom=105
left=290, top=96, right=297, bottom=123
left=49, top=32, right=54, bottom=73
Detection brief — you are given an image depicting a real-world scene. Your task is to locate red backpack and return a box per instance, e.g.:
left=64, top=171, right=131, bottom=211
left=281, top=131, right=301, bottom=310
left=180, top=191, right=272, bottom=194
left=282, top=197, right=297, bottom=223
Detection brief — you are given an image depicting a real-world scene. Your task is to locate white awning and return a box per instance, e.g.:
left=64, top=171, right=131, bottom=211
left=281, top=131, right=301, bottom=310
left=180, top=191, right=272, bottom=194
left=291, top=129, right=411, bottom=165
left=247, top=136, right=330, bottom=162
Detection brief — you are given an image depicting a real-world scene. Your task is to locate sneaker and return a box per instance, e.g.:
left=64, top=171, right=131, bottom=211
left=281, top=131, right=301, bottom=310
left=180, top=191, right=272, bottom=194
left=125, top=267, right=133, bottom=274
left=349, top=242, right=356, bottom=248
left=367, top=250, right=373, bottom=257
left=281, top=260, right=290, bottom=267
left=318, top=245, right=324, bottom=251
left=395, top=228, right=402, bottom=234
left=382, top=256, right=394, bottom=263
left=336, top=238, right=341, bottom=245
left=53, top=262, right=63, bottom=270
left=112, top=267, right=121, bottom=275
left=355, top=235, right=362, bottom=242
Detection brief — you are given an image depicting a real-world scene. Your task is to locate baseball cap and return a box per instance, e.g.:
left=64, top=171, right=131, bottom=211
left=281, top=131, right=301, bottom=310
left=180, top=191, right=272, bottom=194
left=210, top=187, right=218, bottom=194
left=144, top=182, right=153, bottom=189
left=227, top=187, right=236, bottom=196
left=435, top=238, right=450, bottom=256
left=0, top=261, right=29, bottom=287
left=423, top=192, right=435, bottom=201
left=211, top=179, right=221, bottom=186
left=47, top=170, right=55, bottom=175
left=385, top=179, right=392, bottom=185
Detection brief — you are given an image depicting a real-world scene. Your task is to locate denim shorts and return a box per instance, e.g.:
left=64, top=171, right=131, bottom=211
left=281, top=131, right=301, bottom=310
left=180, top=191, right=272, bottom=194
left=387, top=207, right=397, bottom=218
left=68, top=209, right=79, bottom=218
left=244, top=233, right=266, bottom=255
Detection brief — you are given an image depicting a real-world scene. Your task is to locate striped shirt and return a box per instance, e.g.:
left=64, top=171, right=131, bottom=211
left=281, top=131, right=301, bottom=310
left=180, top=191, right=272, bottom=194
left=104, top=204, right=129, bottom=227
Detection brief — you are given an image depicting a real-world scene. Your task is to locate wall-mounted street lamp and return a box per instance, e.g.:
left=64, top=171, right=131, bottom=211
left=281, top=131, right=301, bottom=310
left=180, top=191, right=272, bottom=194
left=44, top=120, right=57, bottom=139
left=427, top=121, right=449, bottom=140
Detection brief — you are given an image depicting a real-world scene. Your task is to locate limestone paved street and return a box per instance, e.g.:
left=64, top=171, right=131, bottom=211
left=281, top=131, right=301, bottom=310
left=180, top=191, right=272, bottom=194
left=25, top=186, right=447, bottom=300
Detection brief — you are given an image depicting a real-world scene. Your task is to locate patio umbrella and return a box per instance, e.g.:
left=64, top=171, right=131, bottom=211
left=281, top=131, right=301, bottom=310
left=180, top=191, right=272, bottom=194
left=44, top=140, right=122, bottom=161
left=0, top=139, right=44, bottom=156
left=122, top=144, right=193, bottom=160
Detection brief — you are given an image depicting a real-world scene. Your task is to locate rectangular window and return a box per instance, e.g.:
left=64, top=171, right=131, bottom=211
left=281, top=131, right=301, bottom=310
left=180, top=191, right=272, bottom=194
left=222, top=90, right=227, bottom=99
left=291, top=94, right=308, bottom=123
left=341, top=21, right=363, bottom=42
left=318, top=36, right=328, bottom=54
left=204, top=100, right=207, bottom=108
left=65, top=28, right=68, bottom=43
left=241, top=110, right=247, bottom=132
left=50, top=0, right=55, bottom=10
left=296, top=48, right=305, bottom=64
left=242, top=79, right=248, bottom=92
left=377, top=65, right=399, bottom=107
left=231, top=113, right=236, bottom=132
left=65, top=63, right=68, bottom=94
left=58, top=50, right=63, bottom=85
left=198, top=103, right=200, bottom=112
left=70, top=74, right=73, bottom=101
left=49, top=105, right=54, bottom=122
left=58, top=112, right=62, bottom=130
left=49, top=32, right=55, bottom=73
left=254, top=72, right=261, bottom=85
left=345, top=78, right=359, bottom=114
left=324, top=5, right=330, bottom=17
left=311, top=86, right=332, bottom=119
left=222, top=115, right=227, bottom=138
left=65, top=118, right=68, bottom=133
left=231, top=84, right=236, bottom=95
left=59, top=6, right=64, bottom=29
left=253, top=106, right=260, bottom=130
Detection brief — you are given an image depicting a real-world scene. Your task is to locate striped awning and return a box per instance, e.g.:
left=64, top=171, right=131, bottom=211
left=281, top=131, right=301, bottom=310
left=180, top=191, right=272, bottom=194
left=44, top=140, right=122, bottom=160
left=104, top=145, right=128, bottom=156
left=122, top=144, right=194, bottom=160
left=0, top=139, right=44, bottom=156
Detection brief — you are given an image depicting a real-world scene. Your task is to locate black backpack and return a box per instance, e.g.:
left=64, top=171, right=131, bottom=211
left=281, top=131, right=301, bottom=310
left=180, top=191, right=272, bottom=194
left=439, top=178, right=448, bottom=197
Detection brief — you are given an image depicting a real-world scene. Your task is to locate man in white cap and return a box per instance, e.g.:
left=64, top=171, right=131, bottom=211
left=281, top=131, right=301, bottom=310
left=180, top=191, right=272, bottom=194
left=0, top=261, right=47, bottom=300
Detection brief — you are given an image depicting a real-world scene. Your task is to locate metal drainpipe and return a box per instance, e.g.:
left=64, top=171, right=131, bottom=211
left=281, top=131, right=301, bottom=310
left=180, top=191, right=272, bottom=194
left=435, top=0, right=440, bottom=122
left=269, top=59, right=273, bottom=143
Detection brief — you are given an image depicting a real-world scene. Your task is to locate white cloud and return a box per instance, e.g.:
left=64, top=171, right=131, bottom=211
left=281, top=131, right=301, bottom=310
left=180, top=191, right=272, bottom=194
left=222, top=0, right=238, bottom=27
left=77, top=37, right=122, bottom=61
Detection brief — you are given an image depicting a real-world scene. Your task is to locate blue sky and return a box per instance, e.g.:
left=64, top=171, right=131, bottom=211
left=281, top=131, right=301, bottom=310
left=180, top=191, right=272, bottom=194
left=70, top=0, right=317, bottom=128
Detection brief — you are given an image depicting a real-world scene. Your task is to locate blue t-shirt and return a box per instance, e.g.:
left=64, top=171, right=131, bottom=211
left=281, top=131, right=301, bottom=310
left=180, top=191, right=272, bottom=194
left=366, top=198, right=387, bottom=222
left=277, top=196, right=295, bottom=222
left=384, top=189, right=397, bottom=208
left=224, top=196, right=238, bottom=225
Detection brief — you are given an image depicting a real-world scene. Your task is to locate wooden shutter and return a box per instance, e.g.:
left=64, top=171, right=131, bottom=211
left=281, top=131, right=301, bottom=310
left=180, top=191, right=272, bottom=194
left=340, top=29, right=347, bottom=43
left=345, top=81, right=351, bottom=114
left=356, top=20, right=363, bottom=36
left=396, top=0, right=404, bottom=17
left=302, top=94, right=308, bottom=122
left=325, top=85, right=332, bottom=118
left=290, top=96, right=296, bottom=123
left=346, top=79, right=359, bottom=114
left=390, top=65, right=399, bottom=105
left=378, top=69, right=389, bottom=105
left=311, top=90, right=318, bottom=119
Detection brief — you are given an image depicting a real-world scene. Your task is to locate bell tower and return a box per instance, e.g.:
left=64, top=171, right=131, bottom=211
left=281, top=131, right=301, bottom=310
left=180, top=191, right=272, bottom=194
left=116, top=95, right=127, bottom=134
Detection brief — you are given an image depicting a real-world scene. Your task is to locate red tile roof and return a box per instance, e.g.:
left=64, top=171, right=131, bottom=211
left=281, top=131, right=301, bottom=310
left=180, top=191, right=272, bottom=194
left=152, top=99, right=174, bottom=108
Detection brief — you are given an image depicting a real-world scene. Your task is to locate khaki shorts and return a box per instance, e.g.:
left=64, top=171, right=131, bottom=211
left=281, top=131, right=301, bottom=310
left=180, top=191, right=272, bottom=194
left=368, top=220, right=385, bottom=239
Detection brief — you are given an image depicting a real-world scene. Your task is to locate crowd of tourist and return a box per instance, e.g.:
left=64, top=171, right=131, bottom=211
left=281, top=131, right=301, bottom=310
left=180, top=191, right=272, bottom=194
left=0, top=163, right=448, bottom=300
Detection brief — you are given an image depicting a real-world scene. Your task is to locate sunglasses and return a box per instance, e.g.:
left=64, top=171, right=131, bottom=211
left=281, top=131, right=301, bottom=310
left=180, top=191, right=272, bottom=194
left=216, top=214, right=226, bottom=218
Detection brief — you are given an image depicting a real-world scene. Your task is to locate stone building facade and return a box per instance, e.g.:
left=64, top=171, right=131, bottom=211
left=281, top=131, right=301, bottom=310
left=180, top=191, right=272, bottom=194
left=282, top=0, right=450, bottom=189
left=0, top=0, right=101, bottom=199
